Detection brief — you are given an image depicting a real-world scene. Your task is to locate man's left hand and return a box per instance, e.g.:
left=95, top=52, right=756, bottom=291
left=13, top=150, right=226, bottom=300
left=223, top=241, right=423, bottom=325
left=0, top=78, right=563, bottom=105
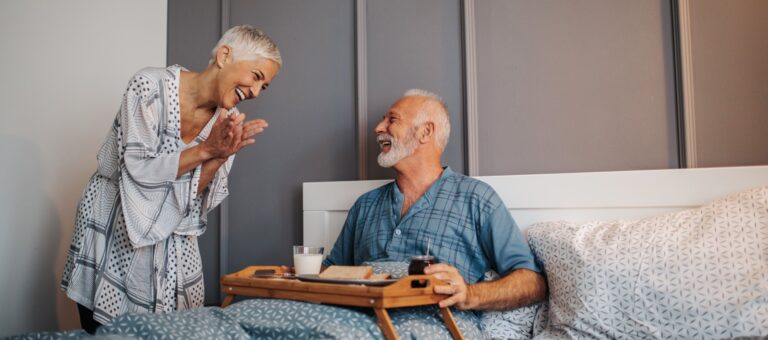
left=424, top=263, right=475, bottom=309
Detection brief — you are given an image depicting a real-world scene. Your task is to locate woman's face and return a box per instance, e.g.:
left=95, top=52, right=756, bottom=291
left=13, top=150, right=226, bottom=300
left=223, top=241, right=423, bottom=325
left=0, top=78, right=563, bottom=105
left=216, top=57, right=280, bottom=109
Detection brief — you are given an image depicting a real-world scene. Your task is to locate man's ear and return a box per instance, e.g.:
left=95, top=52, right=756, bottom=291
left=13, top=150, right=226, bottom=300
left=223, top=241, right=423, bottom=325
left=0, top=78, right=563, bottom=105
left=419, top=122, right=435, bottom=144
left=215, top=45, right=233, bottom=68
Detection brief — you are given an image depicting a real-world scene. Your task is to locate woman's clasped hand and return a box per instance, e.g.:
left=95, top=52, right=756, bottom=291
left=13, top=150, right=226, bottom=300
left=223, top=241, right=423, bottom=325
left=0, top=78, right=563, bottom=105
left=203, top=111, right=269, bottom=159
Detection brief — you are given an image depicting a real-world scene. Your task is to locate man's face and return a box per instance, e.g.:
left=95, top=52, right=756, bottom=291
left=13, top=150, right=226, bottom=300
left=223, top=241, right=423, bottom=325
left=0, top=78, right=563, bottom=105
left=374, top=97, right=424, bottom=168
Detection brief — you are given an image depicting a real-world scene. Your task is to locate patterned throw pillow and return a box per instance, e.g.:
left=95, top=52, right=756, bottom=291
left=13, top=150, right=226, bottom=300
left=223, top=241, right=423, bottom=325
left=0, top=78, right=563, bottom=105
left=527, top=186, right=768, bottom=339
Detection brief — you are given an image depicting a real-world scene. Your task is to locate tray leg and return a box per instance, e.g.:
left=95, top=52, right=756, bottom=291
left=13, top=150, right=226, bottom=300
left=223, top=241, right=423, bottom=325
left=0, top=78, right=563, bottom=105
left=439, top=307, right=465, bottom=340
left=373, top=308, right=399, bottom=340
left=221, top=294, right=235, bottom=307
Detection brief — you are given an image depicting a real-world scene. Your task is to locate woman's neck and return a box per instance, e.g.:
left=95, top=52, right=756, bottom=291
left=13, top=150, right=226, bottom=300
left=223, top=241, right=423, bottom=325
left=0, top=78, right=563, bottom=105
left=179, top=66, right=219, bottom=112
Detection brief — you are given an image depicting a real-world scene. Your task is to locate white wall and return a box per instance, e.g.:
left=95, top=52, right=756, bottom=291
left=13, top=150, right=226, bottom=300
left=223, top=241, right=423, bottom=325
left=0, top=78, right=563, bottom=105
left=0, top=1, right=166, bottom=335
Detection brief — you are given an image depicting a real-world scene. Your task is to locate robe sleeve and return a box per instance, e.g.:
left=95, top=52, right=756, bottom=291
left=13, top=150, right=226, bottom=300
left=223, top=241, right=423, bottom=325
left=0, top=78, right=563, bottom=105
left=199, top=108, right=236, bottom=215
left=117, top=71, right=192, bottom=248
left=201, top=153, right=234, bottom=214
left=172, top=108, right=236, bottom=236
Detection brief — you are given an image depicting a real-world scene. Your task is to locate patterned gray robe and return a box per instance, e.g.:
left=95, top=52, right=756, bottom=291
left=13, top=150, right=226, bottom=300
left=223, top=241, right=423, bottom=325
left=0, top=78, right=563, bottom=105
left=61, top=65, right=233, bottom=324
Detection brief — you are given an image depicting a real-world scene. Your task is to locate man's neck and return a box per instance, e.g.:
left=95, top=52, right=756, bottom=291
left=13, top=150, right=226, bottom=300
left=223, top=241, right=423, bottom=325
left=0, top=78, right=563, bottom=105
left=394, top=159, right=444, bottom=204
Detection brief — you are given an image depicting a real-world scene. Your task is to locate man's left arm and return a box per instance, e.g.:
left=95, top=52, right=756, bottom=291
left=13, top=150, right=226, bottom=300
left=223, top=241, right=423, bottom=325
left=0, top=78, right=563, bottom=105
left=426, top=264, right=546, bottom=310
left=425, top=199, right=548, bottom=310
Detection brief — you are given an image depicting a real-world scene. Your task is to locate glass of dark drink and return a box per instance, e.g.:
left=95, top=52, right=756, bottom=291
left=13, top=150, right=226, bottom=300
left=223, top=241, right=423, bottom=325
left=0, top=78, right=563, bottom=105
left=408, top=255, right=437, bottom=275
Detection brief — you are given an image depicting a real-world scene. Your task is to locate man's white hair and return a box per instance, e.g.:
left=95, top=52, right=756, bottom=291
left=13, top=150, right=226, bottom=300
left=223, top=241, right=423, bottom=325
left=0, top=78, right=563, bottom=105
left=210, top=25, right=282, bottom=66
left=403, top=89, right=451, bottom=151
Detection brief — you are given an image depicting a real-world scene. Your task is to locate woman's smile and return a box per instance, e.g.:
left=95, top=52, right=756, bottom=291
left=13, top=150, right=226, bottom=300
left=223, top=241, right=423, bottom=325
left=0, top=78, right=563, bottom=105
left=235, top=87, right=247, bottom=102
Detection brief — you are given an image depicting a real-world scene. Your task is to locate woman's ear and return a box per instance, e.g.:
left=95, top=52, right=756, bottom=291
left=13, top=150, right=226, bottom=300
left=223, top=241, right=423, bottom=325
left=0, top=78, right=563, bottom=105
left=215, top=45, right=233, bottom=68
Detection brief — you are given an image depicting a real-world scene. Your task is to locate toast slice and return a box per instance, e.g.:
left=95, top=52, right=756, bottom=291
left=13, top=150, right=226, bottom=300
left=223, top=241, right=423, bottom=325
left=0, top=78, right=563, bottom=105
left=369, top=273, right=391, bottom=281
left=319, top=265, right=373, bottom=280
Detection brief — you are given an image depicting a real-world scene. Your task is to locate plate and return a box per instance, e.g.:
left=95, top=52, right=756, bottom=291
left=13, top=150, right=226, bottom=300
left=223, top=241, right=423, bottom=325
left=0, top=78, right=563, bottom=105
left=251, top=272, right=297, bottom=279
left=296, top=274, right=398, bottom=287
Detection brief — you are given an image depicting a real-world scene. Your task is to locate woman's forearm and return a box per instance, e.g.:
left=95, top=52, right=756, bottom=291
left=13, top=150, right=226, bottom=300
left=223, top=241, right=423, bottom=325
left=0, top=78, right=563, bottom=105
left=176, top=145, right=226, bottom=194
left=197, top=157, right=227, bottom=194
left=177, top=145, right=213, bottom=178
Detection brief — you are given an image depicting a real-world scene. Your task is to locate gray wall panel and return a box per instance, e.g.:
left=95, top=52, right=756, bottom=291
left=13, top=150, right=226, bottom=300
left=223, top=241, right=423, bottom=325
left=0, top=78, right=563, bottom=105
left=475, top=0, right=679, bottom=175
left=167, top=0, right=221, bottom=305
left=227, top=0, right=357, bottom=272
left=365, top=0, right=465, bottom=179
left=168, top=0, right=220, bottom=72
left=690, top=0, right=768, bottom=167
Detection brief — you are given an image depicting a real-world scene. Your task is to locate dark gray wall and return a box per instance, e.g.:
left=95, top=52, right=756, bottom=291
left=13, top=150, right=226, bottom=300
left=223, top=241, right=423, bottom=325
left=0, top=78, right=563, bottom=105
left=166, top=0, right=768, bottom=306
left=690, top=0, right=768, bottom=167
left=167, top=0, right=222, bottom=305
left=226, top=0, right=357, bottom=273
left=365, top=0, right=465, bottom=179
left=167, top=0, right=357, bottom=305
left=475, top=0, right=679, bottom=175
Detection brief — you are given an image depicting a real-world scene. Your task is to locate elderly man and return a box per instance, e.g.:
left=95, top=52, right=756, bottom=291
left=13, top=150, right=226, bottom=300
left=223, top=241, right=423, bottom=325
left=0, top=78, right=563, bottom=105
left=324, top=89, right=548, bottom=334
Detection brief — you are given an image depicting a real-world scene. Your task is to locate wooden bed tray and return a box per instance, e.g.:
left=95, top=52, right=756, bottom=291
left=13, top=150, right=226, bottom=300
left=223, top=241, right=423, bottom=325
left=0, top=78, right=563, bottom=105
left=221, top=266, right=464, bottom=340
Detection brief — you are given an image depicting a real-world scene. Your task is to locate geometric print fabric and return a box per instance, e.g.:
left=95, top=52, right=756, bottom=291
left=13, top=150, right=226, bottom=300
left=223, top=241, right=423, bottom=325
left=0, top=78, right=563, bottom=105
left=10, top=298, right=486, bottom=339
left=528, top=186, right=768, bottom=339
left=479, top=269, right=545, bottom=340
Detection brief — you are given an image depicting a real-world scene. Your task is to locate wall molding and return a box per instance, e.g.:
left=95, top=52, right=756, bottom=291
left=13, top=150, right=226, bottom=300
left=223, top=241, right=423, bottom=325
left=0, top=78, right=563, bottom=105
left=218, top=0, right=231, bottom=297
left=677, top=0, right=698, bottom=168
left=462, top=0, right=479, bottom=176
left=670, top=0, right=686, bottom=168
left=356, top=0, right=369, bottom=180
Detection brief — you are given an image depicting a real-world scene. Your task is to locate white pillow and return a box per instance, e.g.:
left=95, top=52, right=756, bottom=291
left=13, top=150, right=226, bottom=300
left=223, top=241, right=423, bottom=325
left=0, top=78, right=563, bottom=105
left=527, top=186, right=768, bottom=339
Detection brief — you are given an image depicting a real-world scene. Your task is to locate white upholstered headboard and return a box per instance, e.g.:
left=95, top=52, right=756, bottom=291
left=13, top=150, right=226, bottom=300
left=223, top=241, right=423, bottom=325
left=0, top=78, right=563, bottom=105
left=303, top=166, right=768, bottom=253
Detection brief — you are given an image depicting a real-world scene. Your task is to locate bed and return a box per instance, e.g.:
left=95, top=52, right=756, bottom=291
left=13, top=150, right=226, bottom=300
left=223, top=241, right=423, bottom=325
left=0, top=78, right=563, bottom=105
left=303, top=165, right=768, bottom=339
left=12, top=166, right=768, bottom=339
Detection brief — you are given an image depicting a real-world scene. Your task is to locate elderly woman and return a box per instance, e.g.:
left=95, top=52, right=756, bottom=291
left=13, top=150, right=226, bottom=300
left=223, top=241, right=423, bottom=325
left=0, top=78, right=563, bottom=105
left=60, top=25, right=281, bottom=333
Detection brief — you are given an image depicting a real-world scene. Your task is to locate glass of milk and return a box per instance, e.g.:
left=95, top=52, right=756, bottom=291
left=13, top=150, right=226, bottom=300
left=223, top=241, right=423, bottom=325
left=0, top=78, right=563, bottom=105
left=293, top=245, right=324, bottom=275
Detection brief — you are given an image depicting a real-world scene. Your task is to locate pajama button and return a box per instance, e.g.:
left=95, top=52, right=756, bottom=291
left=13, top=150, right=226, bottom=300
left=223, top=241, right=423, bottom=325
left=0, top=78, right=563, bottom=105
left=394, top=229, right=401, bottom=236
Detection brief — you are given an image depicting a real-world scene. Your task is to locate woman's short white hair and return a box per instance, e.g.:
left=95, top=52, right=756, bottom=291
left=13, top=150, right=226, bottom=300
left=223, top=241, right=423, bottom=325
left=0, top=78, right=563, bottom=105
left=403, top=89, right=451, bottom=151
left=210, top=25, right=282, bottom=66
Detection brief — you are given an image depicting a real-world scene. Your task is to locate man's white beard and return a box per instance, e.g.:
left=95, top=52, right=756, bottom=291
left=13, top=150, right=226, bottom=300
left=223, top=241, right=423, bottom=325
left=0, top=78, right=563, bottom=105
left=377, top=132, right=419, bottom=168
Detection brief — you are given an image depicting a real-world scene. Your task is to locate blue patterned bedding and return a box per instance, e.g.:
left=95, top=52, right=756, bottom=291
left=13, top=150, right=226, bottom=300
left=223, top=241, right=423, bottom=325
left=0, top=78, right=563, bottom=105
left=8, top=299, right=484, bottom=340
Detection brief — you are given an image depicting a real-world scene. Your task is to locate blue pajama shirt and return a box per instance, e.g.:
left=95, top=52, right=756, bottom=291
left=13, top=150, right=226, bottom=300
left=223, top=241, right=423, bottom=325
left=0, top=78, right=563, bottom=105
left=324, top=167, right=540, bottom=283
